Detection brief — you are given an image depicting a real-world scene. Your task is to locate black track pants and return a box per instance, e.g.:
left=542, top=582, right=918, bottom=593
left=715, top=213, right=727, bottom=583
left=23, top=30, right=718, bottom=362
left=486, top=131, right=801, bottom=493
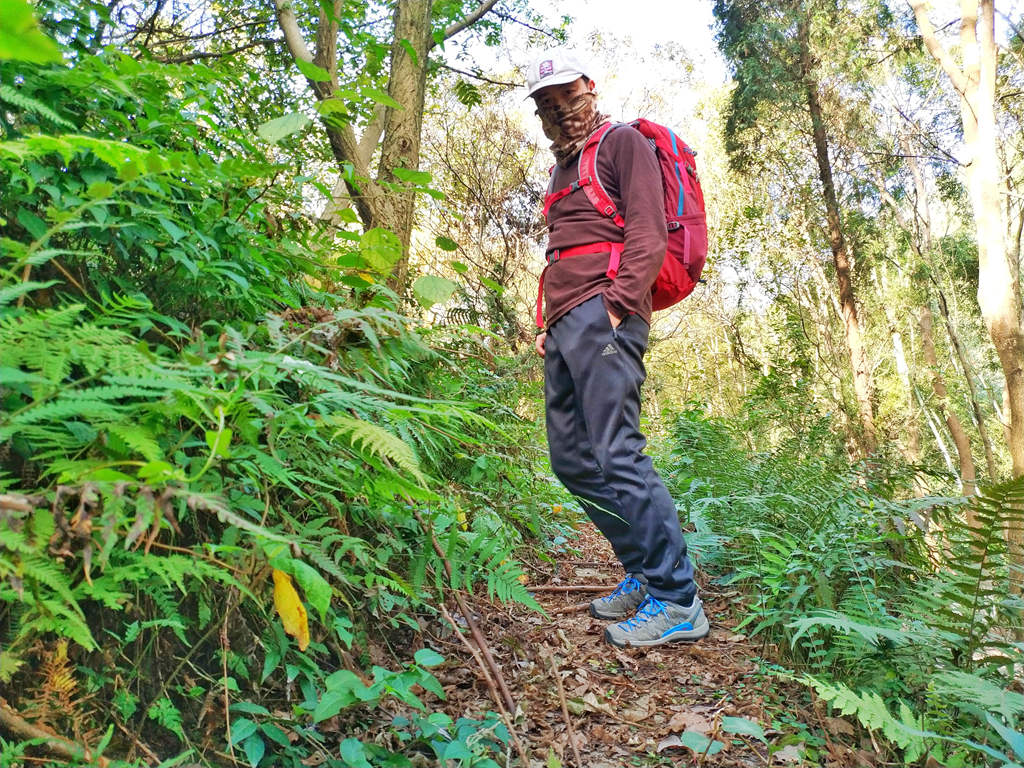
left=544, top=294, right=696, bottom=605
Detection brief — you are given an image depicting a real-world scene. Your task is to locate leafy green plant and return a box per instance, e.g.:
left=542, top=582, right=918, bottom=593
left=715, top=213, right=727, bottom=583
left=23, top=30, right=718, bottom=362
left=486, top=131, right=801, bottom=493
left=0, top=14, right=559, bottom=765
left=664, top=409, right=1024, bottom=765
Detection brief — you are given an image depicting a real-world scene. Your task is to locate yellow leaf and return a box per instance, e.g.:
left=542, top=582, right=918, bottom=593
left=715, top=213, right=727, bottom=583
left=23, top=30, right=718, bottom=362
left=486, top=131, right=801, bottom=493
left=272, top=569, right=310, bottom=651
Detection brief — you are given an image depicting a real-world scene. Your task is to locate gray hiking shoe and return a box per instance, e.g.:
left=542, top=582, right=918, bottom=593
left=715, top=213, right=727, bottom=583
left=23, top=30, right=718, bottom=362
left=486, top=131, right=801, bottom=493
left=589, top=573, right=647, bottom=620
left=604, top=595, right=710, bottom=647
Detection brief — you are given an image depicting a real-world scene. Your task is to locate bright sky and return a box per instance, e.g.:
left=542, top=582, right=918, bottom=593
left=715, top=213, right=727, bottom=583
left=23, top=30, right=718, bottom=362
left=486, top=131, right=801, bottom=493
left=443, top=0, right=729, bottom=145
left=545, top=0, right=728, bottom=86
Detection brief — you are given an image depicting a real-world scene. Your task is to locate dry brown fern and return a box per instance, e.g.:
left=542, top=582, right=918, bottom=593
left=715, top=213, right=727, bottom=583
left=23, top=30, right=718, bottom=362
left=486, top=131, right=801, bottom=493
left=20, top=639, right=94, bottom=741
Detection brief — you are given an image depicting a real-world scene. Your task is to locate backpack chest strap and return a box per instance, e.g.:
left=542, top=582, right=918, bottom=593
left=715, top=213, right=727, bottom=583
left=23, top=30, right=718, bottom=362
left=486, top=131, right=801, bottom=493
left=541, top=122, right=628, bottom=227
left=542, top=176, right=594, bottom=219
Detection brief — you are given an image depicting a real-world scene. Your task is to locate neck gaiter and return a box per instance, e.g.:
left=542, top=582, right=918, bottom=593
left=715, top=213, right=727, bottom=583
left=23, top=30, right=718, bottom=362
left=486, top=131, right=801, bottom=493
left=536, top=91, right=609, bottom=168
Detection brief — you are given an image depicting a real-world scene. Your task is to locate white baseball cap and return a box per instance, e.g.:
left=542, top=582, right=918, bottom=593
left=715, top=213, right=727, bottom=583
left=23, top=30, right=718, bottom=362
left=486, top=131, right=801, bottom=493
left=525, top=50, right=590, bottom=98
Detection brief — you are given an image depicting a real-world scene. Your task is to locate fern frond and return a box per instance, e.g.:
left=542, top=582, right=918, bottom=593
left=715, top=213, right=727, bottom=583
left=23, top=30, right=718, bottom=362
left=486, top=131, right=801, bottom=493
left=485, top=559, right=541, bottom=612
left=104, top=423, right=162, bottom=461
left=328, top=415, right=425, bottom=484
left=0, top=85, right=76, bottom=129
left=18, top=554, right=82, bottom=618
left=931, top=671, right=1024, bottom=720
left=788, top=609, right=914, bottom=648
left=18, top=597, right=95, bottom=650
left=804, top=676, right=929, bottom=758
left=804, top=675, right=1012, bottom=764
left=930, top=476, right=1024, bottom=665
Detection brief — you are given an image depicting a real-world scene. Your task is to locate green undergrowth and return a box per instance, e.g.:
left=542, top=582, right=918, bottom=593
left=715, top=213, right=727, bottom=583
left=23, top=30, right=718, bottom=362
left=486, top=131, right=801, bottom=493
left=662, top=409, right=1024, bottom=767
left=0, top=29, right=563, bottom=767
left=0, top=296, right=557, bottom=766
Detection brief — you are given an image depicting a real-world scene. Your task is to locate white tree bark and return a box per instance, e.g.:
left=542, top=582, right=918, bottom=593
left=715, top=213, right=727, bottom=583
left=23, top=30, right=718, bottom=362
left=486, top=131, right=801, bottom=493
left=910, top=0, right=1024, bottom=479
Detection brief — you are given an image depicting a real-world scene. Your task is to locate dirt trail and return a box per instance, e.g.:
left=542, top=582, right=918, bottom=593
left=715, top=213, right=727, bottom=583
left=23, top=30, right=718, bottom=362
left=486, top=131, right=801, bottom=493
left=430, top=526, right=814, bottom=767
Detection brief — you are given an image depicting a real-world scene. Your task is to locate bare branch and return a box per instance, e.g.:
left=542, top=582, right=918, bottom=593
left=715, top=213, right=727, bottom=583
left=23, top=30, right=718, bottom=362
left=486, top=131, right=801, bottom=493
left=314, top=0, right=342, bottom=88
left=493, top=8, right=561, bottom=39
left=0, top=698, right=109, bottom=766
left=909, top=0, right=971, bottom=96
left=357, top=104, right=387, bottom=169
left=158, top=39, right=274, bottom=63
left=429, top=0, right=499, bottom=50
left=147, top=18, right=270, bottom=47
left=271, top=0, right=374, bottom=226
left=440, top=62, right=520, bottom=88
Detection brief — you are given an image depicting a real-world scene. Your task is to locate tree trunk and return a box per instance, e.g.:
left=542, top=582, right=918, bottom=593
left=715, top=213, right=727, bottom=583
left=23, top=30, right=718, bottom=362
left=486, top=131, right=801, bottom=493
left=920, top=303, right=977, bottom=496
left=378, top=0, right=433, bottom=291
left=274, top=0, right=499, bottom=292
left=935, top=289, right=998, bottom=481
left=891, top=307, right=926, bottom=474
left=970, top=4, right=1024, bottom=479
left=879, top=267, right=923, bottom=479
left=800, top=47, right=876, bottom=455
left=911, top=0, right=1024, bottom=478
left=918, top=388, right=957, bottom=479
left=900, top=139, right=996, bottom=481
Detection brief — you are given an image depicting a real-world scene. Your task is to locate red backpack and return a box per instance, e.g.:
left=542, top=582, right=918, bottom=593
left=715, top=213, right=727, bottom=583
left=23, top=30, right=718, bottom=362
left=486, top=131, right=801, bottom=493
left=536, top=119, right=708, bottom=328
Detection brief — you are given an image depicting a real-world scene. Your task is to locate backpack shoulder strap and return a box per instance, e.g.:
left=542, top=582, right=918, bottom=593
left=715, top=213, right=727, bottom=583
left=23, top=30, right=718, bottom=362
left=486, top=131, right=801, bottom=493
left=578, top=122, right=629, bottom=228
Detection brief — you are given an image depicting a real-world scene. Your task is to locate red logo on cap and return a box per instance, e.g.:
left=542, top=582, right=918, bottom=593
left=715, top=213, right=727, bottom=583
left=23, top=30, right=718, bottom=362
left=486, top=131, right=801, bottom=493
left=539, top=60, right=554, bottom=77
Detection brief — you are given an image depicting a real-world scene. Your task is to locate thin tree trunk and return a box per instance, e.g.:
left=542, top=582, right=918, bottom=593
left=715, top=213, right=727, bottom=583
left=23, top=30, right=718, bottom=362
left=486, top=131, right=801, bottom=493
left=808, top=254, right=856, bottom=439
left=377, top=0, right=433, bottom=292
left=901, top=140, right=995, bottom=481
left=917, top=388, right=957, bottom=481
left=799, top=24, right=876, bottom=456
left=935, top=289, right=998, bottom=481
left=274, top=0, right=498, bottom=293
left=879, top=267, right=923, bottom=479
left=970, top=2, right=1024, bottom=479
left=920, top=303, right=977, bottom=496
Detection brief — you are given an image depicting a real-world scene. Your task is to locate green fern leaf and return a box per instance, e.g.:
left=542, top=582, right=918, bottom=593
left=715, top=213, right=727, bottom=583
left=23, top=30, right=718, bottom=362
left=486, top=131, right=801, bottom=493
left=0, top=85, right=76, bottom=129
left=329, top=415, right=425, bottom=483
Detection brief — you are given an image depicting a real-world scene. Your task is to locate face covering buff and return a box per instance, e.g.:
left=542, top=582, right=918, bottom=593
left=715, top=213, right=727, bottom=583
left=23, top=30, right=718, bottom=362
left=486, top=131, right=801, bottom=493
left=536, top=91, right=609, bottom=168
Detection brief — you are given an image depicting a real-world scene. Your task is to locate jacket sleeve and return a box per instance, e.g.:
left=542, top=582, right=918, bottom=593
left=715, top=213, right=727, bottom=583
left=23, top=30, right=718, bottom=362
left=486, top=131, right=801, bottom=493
left=601, top=127, right=667, bottom=320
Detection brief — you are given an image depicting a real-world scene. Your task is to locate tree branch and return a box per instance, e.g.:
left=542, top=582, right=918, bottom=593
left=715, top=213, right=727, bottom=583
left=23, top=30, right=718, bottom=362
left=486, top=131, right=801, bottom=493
left=314, top=0, right=342, bottom=88
left=357, top=104, right=387, bottom=169
left=0, top=698, right=109, bottom=766
left=429, top=0, right=499, bottom=50
left=493, top=9, right=561, bottom=39
left=158, top=39, right=274, bottom=63
left=909, top=0, right=971, bottom=96
left=147, top=18, right=270, bottom=47
left=271, top=0, right=375, bottom=226
left=440, top=62, right=520, bottom=88
left=272, top=0, right=314, bottom=63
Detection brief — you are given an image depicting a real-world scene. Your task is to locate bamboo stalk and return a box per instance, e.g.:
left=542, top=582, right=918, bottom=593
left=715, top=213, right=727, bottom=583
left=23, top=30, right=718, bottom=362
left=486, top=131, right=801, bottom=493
left=412, top=508, right=516, bottom=713
left=438, top=604, right=531, bottom=767
left=548, top=655, right=583, bottom=767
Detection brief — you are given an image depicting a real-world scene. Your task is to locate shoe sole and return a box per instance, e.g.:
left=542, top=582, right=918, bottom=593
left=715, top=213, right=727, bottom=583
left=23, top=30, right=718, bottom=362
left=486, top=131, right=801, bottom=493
left=603, top=614, right=711, bottom=648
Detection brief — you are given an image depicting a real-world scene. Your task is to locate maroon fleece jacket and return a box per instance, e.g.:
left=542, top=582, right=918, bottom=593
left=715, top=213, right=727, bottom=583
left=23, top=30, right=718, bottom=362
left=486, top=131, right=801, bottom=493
left=541, top=123, right=667, bottom=329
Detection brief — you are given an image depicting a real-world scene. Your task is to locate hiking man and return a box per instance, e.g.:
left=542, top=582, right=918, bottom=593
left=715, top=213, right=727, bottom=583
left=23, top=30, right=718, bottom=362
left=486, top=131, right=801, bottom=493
left=527, top=50, right=709, bottom=647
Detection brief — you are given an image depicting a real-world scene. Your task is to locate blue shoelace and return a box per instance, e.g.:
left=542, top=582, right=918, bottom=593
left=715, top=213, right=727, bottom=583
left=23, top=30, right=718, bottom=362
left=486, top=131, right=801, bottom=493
left=620, top=596, right=667, bottom=630
left=601, top=575, right=643, bottom=602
